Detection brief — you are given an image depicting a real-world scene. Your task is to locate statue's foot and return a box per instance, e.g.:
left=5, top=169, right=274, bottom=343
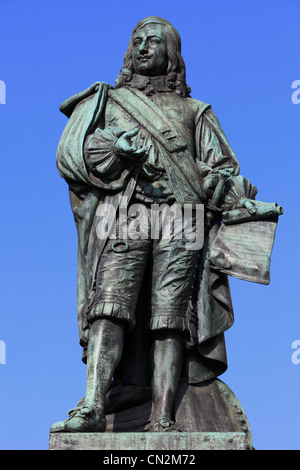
left=50, top=406, right=106, bottom=433
left=150, top=417, right=184, bottom=432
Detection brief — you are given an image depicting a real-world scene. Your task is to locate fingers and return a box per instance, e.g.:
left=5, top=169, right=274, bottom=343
left=134, top=145, right=149, bottom=156
left=123, top=146, right=149, bottom=163
left=133, top=149, right=148, bottom=163
left=113, top=129, right=126, bottom=138
left=244, top=200, right=257, bottom=215
left=130, top=140, right=139, bottom=152
left=115, top=128, right=139, bottom=152
left=219, top=168, right=234, bottom=179
left=114, top=127, right=151, bottom=163
left=122, top=128, right=139, bottom=140
left=237, top=197, right=257, bottom=215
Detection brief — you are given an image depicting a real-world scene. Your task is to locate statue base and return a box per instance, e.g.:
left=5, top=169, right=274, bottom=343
left=49, top=379, right=253, bottom=450
left=49, top=431, right=252, bottom=451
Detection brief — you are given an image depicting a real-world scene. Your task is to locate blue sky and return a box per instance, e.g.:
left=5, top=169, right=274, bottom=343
left=0, top=0, right=299, bottom=450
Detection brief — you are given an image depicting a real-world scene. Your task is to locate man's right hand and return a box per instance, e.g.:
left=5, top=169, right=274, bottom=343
left=113, top=128, right=150, bottom=163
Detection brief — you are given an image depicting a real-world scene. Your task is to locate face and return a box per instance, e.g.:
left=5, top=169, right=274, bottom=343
left=132, top=23, right=168, bottom=76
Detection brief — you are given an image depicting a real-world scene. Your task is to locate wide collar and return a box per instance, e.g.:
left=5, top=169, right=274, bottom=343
left=125, top=74, right=173, bottom=95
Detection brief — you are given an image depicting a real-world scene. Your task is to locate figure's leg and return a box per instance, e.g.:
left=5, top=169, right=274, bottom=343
left=50, top=217, right=151, bottom=434
left=150, top=330, right=184, bottom=431
left=84, top=318, right=124, bottom=415
left=50, top=318, right=124, bottom=433
left=149, top=205, right=200, bottom=431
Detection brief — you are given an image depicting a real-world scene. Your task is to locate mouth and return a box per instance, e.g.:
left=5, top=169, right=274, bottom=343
left=137, top=55, right=152, bottom=61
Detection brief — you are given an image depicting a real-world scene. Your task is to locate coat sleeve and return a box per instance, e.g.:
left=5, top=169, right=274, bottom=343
left=84, top=127, right=130, bottom=181
left=195, top=108, right=240, bottom=199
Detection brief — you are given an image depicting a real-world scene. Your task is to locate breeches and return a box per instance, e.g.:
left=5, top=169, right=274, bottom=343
left=87, top=205, right=200, bottom=337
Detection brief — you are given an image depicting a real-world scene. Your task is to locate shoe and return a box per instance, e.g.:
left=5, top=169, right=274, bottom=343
left=150, top=417, right=184, bottom=432
left=50, top=406, right=106, bottom=433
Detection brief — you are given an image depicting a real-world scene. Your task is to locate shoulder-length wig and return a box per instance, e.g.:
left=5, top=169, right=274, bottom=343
left=115, top=17, right=191, bottom=97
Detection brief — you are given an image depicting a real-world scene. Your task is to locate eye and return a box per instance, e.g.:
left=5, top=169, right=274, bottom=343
left=149, top=38, right=161, bottom=44
left=133, top=39, right=142, bottom=47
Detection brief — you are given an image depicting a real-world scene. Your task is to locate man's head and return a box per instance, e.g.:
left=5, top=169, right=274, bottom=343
left=115, top=17, right=191, bottom=97
left=131, top=22, right=168, bottom=77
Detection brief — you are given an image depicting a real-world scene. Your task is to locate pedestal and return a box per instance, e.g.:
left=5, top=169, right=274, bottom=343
left=49, top=431, right=252, bottom=451
left=49, top=379, right=253, bottom=451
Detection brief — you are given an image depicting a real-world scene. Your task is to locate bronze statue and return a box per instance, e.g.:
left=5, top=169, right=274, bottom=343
left=50, top=17, right=282, bottom=435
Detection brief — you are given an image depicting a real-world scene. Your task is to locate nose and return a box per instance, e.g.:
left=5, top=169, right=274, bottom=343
left=139, top=39, right=148, bottom=54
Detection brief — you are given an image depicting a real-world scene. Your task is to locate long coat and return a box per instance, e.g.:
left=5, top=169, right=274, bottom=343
left=56, top=81, right=240, bottom=386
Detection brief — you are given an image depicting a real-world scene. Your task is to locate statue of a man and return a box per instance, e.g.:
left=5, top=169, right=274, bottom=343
left=51, top=17, right=266, bottom=434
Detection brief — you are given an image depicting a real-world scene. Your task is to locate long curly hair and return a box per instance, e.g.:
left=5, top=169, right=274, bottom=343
left=115, top=17, right=191, bottom=97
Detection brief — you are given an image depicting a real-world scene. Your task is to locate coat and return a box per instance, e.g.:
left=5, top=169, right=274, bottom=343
left=56, top=81, right=240, bottom=385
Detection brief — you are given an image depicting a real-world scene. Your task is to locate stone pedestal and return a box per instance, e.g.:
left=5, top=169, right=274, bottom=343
left=49, top=431, right=252, bottom=451
left=49, top=379, right=253, bottom=451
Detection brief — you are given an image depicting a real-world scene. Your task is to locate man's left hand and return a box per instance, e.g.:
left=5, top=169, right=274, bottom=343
left=236, top=197, right=257, bottom=215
